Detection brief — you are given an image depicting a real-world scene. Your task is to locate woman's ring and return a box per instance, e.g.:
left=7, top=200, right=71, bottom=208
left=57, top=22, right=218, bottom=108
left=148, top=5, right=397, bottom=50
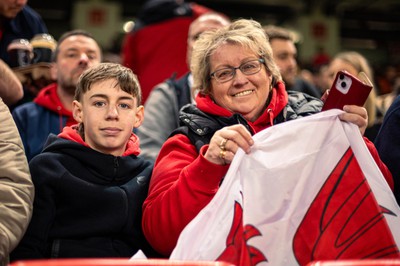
left=219, top=138, right=228, bottom=150
left=219, top=149, right=226, bottom=160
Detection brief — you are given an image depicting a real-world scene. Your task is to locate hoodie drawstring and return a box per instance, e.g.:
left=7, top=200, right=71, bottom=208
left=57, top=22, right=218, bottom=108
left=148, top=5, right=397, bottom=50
left=267, top=108, right=274, bottom=126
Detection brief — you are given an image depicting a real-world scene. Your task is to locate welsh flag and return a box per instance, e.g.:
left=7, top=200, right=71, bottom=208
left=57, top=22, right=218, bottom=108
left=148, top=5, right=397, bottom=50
left=170, top=109, right=400, bottom=266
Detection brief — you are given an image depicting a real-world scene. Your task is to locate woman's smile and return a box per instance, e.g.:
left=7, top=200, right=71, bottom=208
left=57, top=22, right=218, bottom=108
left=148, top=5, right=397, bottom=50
left=232, top=89, right=255, bottom=97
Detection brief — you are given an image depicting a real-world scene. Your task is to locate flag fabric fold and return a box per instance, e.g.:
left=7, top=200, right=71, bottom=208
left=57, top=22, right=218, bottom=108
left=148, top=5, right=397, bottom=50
left=170, top=109, right=400, bottom=266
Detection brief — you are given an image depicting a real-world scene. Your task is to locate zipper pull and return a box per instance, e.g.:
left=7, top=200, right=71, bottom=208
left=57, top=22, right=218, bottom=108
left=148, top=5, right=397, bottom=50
left=113, top=157, right=119, bottom=178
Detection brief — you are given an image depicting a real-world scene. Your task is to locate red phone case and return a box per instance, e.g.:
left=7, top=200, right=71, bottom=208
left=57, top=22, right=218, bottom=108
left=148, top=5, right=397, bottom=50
left=321, top=70, right=373, bottom=111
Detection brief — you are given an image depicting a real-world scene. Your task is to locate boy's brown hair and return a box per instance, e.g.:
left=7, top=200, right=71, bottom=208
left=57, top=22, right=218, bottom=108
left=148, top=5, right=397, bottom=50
left=74, top=62, right=142, bottom=105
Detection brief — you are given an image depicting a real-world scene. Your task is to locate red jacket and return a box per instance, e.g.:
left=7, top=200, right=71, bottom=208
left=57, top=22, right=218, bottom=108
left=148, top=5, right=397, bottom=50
left=142, top=83, right=393, bottom=256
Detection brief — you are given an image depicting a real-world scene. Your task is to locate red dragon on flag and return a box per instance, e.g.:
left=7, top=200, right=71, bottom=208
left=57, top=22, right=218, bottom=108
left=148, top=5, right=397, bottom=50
left=216, top=148, right=399, bottom=266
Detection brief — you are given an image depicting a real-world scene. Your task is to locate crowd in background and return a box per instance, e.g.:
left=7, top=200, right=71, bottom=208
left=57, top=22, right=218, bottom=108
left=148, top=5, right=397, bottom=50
left=2, top=0, right=400, bottom=265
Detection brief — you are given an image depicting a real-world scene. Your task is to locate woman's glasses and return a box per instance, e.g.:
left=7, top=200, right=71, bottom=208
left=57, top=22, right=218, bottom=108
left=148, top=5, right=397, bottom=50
left=210, top=58, right=265, bottom=83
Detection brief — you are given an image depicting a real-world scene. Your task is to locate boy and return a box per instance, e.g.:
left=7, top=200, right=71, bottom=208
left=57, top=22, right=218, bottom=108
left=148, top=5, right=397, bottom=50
left=11, top=63, right=156, bottom=260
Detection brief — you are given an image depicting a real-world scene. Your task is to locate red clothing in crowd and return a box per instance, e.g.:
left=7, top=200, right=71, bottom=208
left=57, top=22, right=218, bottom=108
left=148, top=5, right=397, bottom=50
left=34, top=83, right=75, bottom=128
left=121, top=3, right=210, bottom=104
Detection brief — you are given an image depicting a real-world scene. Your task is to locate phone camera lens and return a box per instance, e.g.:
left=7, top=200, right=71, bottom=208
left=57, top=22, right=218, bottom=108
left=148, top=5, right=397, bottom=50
left=341, top=81, right=347, bottom=88
left=339, top=74, right=345, bottom=80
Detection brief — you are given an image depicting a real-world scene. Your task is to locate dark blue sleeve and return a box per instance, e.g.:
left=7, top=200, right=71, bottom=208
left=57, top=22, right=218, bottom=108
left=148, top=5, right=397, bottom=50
left=0, top=5, right=48, bottom=64
left=375, top=95, right=400, bottom=203
left=21, top=5, right=48, bottom=34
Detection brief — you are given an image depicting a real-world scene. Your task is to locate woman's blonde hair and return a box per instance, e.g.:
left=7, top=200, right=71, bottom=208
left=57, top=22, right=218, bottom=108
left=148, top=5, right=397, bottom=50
left=190, top=18, right=282, bottom=95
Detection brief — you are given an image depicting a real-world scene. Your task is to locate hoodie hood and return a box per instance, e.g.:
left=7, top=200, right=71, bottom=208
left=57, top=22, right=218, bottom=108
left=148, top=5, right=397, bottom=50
left=195, top=81, right=288, bottom=133
left=34, top=83, right=76, bottom=127
left=34, top=83, right=71, bottom=115
left=58, top=125, right=141, bottom=157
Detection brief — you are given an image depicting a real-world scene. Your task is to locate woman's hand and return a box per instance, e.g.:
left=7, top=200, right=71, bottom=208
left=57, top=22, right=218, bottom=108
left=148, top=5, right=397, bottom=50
left=205, top=124, right=254, bottom=165
left=339, top=105, right=368, bottom=135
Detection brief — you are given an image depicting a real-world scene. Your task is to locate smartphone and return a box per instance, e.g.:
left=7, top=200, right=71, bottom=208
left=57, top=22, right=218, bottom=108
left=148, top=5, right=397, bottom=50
left=321, top=70, right=373, bottom=111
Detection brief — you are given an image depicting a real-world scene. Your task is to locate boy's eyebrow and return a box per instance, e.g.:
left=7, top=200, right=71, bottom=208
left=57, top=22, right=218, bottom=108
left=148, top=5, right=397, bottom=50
left=89, top=93, right=135, bottom=101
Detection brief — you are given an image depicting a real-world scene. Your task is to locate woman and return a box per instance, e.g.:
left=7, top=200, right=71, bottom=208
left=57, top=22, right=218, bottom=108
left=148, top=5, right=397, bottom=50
left=327, top=51, right=380, bottom=140
left=142, top=19, right=393, bottom=256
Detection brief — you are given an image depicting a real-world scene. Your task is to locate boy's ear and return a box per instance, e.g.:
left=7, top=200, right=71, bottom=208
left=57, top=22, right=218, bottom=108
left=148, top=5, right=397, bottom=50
left=72, top=100, right=83, bottom=123
left=133, top=105, right=144, bottom=128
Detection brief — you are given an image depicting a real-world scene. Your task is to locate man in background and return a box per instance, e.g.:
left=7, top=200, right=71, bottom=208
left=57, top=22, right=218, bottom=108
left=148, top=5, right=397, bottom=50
left=264, top=25, right=321, bottom=98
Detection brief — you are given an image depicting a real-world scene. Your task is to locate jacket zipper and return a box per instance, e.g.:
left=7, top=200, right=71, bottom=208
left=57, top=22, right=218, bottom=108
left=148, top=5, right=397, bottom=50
left=113, top=157, right=119, bottom=179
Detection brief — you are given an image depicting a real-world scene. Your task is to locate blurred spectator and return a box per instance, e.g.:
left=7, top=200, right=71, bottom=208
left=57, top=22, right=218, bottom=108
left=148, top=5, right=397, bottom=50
left=375, top=95, right=400, bottom=205
left=312, top=45, right=330, bottom=68
left=299, top=67, right=314, bottom=86
left=0, top=58, right=23, bottom=105
left=264, top=25, right=322, bottom=98
left=137, top=12, right=230, bottom=162
left=312, top=63, right=331, bottom=95
left=376, top=76, right=400, bottom=119
left=327, top=51, right=380, bottom=141
left=376, top=65, right=398, bottom=95
left=12, top=29, right=102, bottom=161
left=0, top=0, right=48, bottom=67
left=0, top=97, right=33, bottom=266
left=121, top=0, right=211, bottom=104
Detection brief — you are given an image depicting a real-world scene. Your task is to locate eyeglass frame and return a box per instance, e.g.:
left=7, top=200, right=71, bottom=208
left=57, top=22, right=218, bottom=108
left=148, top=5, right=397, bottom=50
left=209, top=58, right=266, bottom=83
